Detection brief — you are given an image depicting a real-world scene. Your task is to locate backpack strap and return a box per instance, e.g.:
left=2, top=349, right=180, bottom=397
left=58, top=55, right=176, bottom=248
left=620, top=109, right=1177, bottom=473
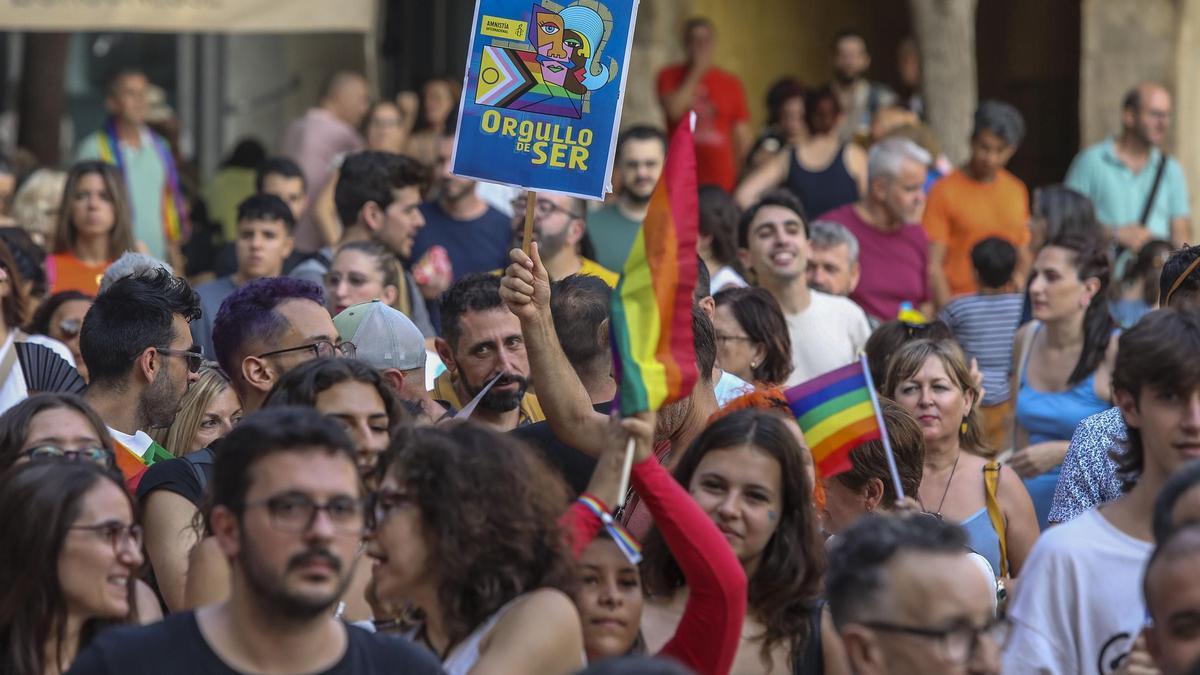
left=1139, top=153, right=1169, bottom=226
left=984, top=461, right=1009, bottom=578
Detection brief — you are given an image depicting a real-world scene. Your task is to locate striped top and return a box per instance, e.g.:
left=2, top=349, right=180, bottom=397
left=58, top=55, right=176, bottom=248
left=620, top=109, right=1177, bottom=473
left=939, top=293, right=1024, bottom=406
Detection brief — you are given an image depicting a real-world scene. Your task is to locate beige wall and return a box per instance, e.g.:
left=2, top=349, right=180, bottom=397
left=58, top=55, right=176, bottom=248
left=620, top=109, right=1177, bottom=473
left=621, top=0, right=874, bottom=132
left=1080, top=0, right=1200, bottom=239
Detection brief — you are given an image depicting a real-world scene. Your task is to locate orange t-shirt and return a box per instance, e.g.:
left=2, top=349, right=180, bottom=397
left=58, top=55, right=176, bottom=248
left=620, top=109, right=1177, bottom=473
left=48, top=253, right=110, bottom=295
left=922, top=169, right=1030, bottom=296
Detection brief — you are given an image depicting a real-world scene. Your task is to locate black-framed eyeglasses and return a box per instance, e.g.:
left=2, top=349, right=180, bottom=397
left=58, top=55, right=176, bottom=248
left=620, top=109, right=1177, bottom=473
left=70, top=521, right=144, bottom=553
left=860, top=617, right=1011, bottom=663
left=23, top=445, right=114, bottom=468
left=157, top=346, right=204, bottom=373
left=243, top=493, right=365, bottom=535
left=58, top=318, right=82, bottom=338
left=256, top=340, right=356, bottom=361
left=510, top=197, right=583, bottom=221
left=365, top=489, right=414, bottom=531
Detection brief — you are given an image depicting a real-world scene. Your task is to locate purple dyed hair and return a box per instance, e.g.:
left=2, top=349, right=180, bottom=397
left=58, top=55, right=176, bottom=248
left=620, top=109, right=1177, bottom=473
left=211, top=277, right=325, bottom=386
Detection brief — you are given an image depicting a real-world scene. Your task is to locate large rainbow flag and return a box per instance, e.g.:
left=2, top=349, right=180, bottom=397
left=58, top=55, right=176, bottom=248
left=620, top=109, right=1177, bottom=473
left=785, top=358, right=883, bottom=477
left=609, top=118, right=699, bottom=416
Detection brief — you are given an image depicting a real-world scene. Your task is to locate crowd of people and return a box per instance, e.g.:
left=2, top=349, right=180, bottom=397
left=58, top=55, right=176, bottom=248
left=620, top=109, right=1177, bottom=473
left=1, top=15, right=1200, bottom=675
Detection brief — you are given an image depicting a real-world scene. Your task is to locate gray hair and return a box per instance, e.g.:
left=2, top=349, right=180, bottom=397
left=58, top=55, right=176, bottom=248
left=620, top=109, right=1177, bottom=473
left=98, top=252, right=175, bottom=294
left=867, top=137, right=932, bottom=182
left=808, top=220, right=860, bottom=265
left=972, top=99, right=1025, bottom=147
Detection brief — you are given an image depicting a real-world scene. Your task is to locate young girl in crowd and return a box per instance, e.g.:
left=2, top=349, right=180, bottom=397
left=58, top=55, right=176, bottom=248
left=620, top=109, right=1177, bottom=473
left=886, top=338, right=1039, bottom=578
left=562, top=411, right=747, bottom=675
left=0, top=462, right=146, bottom=674
left=48, top=162, right=135, bottom=295
left=640, top=409, right=845, bottom=675
left=367, top=423, right=583, bottom=673
left=325, top=241, right=406, bottom=317
left=0, top=393, right=113, bottom=473
left=1011, top=232, right=1117, bottom=528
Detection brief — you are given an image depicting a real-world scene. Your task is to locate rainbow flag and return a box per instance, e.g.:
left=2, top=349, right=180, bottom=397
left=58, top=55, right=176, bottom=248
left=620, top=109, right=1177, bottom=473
left=785, top=358, right=883, bottom=477
left=610, top=118, right=699, bottom=416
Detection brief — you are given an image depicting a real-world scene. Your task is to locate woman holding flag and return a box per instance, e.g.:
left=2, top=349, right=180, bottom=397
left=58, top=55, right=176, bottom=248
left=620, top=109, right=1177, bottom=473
left=885, top=338, right=1039, bottom=579
left=563, top=410, right=748, bottom=675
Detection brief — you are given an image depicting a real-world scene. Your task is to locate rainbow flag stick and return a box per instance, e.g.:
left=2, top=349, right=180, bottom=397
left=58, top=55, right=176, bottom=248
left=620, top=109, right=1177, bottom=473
left=616, top=436, right=636, bottom=509
left=857, top=354, right=906, bottom=501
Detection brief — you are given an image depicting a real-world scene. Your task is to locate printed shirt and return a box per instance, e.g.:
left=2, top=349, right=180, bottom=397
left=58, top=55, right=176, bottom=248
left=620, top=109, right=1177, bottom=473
left=1047, top=406, right=1126, bottom=524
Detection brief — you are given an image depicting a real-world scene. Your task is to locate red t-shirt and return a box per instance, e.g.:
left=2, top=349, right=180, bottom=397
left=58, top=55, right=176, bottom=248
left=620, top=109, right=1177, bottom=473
left=817, top=203, right=930, bottom=321
left=656, top=65, right=749, bottom=191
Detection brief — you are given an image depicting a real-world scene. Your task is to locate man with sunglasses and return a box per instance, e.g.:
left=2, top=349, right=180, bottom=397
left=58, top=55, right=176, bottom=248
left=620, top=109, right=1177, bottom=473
left=827, top=514, right=1004, bottom=675
left=80, top=268, right=202, bottom=490
left=212, top=276, right=349, bottom=414
left=70, top=407, right=442, bottom=674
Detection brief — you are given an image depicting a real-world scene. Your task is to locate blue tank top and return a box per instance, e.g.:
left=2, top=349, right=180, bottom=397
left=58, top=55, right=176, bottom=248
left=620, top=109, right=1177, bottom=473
left=961, top=505, right=1002, bottom=579
left=785, top=145, right=859, bottom=218
left=1014, top=324, right=1111, bottom=444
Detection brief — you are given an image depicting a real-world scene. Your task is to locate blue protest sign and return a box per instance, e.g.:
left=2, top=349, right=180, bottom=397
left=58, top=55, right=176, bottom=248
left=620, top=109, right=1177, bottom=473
left=451, top=0, right=640, bottom=201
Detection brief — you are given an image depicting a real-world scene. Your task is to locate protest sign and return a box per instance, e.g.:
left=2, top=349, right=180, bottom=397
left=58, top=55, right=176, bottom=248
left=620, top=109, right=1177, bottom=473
left=451, top=0, right=639, bottom=204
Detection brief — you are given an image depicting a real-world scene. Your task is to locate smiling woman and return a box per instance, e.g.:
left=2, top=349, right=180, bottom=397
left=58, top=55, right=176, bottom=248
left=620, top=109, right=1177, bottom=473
left=0, top=462, right=143, bottom=675
left=640, top=408, right=833, bottom=674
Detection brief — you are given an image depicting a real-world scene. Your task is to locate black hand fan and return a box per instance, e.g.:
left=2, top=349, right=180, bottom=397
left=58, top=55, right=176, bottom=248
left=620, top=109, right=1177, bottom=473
left=15, top=342, right=86, bottom=395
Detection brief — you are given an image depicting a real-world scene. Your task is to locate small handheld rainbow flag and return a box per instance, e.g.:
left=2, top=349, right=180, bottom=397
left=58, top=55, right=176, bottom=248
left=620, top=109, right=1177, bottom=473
left=785, top=356, right=903, bottom=498
left=609, top=116, right=699, bottom=416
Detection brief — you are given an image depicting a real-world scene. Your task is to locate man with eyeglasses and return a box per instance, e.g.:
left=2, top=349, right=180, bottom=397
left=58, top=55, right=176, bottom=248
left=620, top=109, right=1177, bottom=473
left=69, top=407, right=443, bottom=674
left=408, top=130, right=513, bottom=287
left=1066, top=82, right=1190, bottom=249
left=508, top=191, right=618, bottom=287
left=80, top=268, right=202, bottom=489
left=211, top=276, right=348, bottom=414
left=827, top=514, right=1004, bottom=675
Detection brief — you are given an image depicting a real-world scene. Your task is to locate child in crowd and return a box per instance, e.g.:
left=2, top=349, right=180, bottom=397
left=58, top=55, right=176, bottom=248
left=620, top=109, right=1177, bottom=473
left=939, top=237, right=1024, bottom=451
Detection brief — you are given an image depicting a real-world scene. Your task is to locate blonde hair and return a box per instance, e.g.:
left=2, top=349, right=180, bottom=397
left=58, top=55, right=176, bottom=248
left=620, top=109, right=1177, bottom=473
left=883, top=338, right=988, bottom=453
left=149, top=364, right=235, bottom=457
left=12, top=169, right=67, bottom=246
left=52, top=162, right=135, bottom=259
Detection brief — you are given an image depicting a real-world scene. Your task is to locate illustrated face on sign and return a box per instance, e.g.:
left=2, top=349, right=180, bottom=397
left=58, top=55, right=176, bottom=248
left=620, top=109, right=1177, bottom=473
left=534, top=7, right=567, bottom=61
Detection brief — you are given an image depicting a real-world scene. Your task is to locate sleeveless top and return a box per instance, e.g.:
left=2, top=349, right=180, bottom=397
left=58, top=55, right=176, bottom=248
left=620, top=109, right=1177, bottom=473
left=785, top=145, right=859, bottom=219
left=1014, top=323, right=1111, bottom=445
left=961, top=505, right=1003, bottom=580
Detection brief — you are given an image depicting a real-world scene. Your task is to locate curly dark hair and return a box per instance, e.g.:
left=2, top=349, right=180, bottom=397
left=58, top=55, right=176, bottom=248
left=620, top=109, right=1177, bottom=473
left=641, top=409, right=825, bottom=665
left=380, top=423, right=575, bottom=646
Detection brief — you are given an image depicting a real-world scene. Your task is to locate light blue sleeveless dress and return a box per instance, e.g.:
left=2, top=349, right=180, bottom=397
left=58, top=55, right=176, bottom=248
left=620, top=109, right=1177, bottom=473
left=961, top=504, right=1003, bottom=579
left=1014, top=324, right=1110, bottom=529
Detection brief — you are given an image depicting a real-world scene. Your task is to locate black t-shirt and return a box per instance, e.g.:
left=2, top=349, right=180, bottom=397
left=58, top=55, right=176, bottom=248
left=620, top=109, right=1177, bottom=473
left=136, top=454, right=205, bottom=507
left=67, top=611, right=444, bottom=674
left=511, top=401, right=609, bottom=496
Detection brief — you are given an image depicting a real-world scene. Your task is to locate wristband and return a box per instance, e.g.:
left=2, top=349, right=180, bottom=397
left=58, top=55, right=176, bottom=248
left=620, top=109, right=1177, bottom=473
left=578, top=493, right=642, bottom=564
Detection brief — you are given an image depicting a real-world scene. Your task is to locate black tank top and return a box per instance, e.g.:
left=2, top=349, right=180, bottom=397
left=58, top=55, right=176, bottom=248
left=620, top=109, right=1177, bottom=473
left=785, top=145, right=859, bottom=219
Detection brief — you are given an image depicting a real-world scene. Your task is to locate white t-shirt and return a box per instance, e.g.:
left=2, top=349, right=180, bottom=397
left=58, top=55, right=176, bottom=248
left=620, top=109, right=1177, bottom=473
left=1002, top=508, right=1152, bottom=674
left=783, top=290, right=871, bottom=386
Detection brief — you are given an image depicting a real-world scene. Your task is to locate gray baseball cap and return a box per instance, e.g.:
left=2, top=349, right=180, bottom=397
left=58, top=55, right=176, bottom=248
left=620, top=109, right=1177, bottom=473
left=333, top=301, right=426, bottom=371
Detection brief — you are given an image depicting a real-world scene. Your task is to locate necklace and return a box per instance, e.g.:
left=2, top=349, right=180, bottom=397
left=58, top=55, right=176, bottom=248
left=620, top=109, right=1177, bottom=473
left=934, top=453, right=961, bottom=516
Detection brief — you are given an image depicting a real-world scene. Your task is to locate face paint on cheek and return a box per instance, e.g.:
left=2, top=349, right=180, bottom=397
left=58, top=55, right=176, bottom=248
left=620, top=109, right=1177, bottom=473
left=768, top=510, right=778, bottom=522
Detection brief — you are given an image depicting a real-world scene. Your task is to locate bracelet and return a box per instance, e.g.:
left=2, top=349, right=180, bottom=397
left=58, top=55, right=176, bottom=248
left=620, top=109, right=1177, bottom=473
left=577, top=494, right=642, bottom=564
